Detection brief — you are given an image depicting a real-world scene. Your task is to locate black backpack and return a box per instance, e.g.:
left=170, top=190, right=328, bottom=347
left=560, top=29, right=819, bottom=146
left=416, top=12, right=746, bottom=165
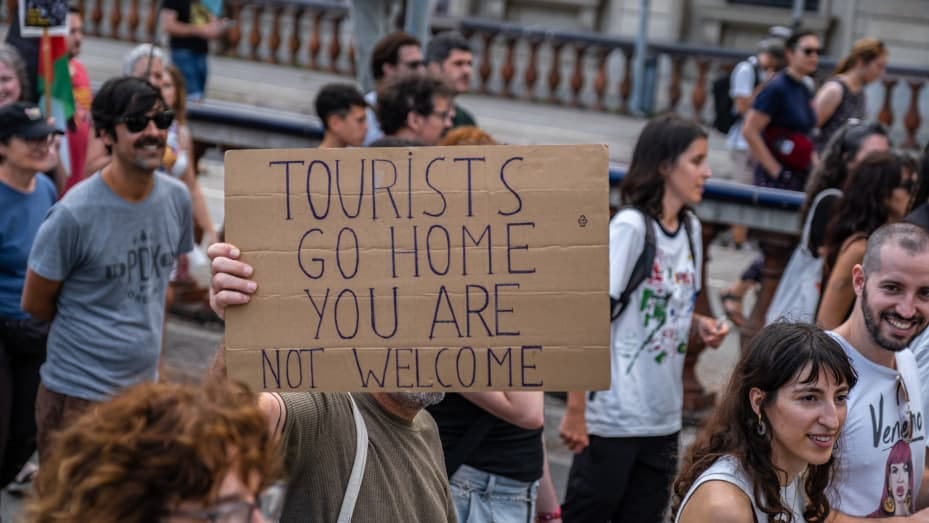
left=609, top=207, right=696, bottom=322
left=711, top=58, right=760, bottom=134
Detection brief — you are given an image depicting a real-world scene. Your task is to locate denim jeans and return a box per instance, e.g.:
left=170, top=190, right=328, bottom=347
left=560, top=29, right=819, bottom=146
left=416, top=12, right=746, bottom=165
left=170, top=48, right=208, bottom=100
left=450, top=464, right=539, bottom=523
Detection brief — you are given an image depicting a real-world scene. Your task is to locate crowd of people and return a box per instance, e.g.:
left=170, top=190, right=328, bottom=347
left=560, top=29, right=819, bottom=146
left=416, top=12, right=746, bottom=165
left=2, top=6, right=929, bottom=523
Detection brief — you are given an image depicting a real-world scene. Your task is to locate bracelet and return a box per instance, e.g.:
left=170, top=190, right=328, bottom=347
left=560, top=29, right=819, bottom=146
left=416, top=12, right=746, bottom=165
left=536, top=509, right=562, bottom=522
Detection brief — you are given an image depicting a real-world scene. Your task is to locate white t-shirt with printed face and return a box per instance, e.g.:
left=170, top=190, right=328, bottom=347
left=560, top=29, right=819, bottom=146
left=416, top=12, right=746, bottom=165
left=586, top=209, right=702, bottom=438
left=829, top=332, right=927, bottom=518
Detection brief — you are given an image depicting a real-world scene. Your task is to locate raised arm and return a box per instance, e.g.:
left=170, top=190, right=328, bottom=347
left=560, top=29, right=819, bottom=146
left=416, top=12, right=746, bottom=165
left=459, top=391, right=544, bottom=429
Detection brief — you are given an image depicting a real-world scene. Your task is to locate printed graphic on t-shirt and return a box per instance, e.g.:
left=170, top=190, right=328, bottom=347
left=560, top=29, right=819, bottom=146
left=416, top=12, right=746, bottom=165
left=190, top=1, right=211, bottom=25
left=103, top=228, right=177, bottom=304
left=621, top=246, right=695, bottom=374
left=870, top=440, right=915, bottom=517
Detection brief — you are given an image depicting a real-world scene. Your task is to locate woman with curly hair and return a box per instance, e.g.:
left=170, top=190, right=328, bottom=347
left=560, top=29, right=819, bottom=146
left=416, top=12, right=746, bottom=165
left=672, top=322, right=857, bottom=523
left=817, top=151, right=915, bottom=328
left=25, top=380, right=284, bottom=523
left=801, top=120, right=889, bottom=257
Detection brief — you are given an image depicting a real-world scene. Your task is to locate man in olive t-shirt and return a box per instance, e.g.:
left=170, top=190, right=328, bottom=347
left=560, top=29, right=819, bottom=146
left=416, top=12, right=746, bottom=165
left=207, top=242, right=457, bottom=522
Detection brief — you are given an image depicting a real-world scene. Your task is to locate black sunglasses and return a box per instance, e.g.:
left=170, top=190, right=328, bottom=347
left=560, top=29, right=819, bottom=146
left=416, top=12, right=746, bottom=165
left=899, top=178, right=916, bottom=192
left=800, top=47, right=822, bottom=56
left=115, top=110, right=174, bottom=133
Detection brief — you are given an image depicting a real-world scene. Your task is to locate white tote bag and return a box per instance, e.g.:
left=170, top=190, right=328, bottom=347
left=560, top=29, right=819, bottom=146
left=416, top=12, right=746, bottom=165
left=765, top=189, right=842, bottom=326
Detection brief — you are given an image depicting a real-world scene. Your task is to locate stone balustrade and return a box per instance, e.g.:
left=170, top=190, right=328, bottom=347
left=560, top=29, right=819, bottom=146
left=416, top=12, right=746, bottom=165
left=54, top=0, right=929, bottom=148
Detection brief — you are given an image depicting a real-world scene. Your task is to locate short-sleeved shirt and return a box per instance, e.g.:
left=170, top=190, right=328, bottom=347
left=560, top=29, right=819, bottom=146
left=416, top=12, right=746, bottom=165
left=586, top=209, right=702, bottom=437
left=828, top=332, right=927, bottom=517
left=726, top=57, right=759, bottom=151
left=29, top=172, right=193, bottom=401
left=752, top=71, right=816, bottom=135
left=0, top=175, right=57, bottom=319
left=162, top=0, right=210, bottom=54
left=280, top=392, right=457, bottom=522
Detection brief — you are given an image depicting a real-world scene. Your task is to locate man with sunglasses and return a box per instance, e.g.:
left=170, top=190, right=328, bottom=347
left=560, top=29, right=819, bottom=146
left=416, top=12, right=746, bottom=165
left=22, top=76, right=193, bottom=462
left=826, top=222, right=929, bottom=520
left=376, top=72, right=456, bottom=147
left=363, top=31, right=426, bottom=146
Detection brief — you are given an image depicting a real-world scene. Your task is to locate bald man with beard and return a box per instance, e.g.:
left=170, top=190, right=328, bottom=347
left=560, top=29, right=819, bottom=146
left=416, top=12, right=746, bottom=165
left=207, top=242, right=457, bottom=523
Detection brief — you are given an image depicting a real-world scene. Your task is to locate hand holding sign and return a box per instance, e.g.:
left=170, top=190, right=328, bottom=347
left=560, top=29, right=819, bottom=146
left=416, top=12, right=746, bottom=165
left=208, top=242, right=257, bottom=319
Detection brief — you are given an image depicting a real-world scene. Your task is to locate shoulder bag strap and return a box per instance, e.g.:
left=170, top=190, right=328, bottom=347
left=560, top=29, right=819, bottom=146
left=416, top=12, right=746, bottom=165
left=801, top=188, right=842, bottom=249
left=337, top=394, right=369, bottom=523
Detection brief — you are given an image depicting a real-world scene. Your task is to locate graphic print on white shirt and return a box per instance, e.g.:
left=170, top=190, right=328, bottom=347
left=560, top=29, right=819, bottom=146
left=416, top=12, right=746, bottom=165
left=586, top=209, right=702, bottom=438
left=828, top=332, right=926, bottom=517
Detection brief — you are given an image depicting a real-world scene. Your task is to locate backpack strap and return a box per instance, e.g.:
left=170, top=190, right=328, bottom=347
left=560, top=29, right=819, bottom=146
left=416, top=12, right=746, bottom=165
left=337, top=394, right=369, bottom=523
left=611, top=206, right=656, bottom=321
left=681, top=210, right=698, bottom=280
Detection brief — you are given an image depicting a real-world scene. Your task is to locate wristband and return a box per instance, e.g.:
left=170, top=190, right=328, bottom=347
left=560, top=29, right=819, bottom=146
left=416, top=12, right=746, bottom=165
left=536, top=508, right=562, bottom=522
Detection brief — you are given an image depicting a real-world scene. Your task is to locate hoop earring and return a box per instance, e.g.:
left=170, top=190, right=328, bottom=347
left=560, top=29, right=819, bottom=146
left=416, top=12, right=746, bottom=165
left=756, top=413, right=766, bottom=437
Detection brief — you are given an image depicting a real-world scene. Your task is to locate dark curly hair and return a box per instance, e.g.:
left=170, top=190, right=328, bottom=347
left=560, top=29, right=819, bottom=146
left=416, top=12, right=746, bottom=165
left=801, top=120, right=888, bottom=223
left=672, top=322, right=857, bottom=523
left=823, top=151, right=905, bottom=273
left=619, top=114, right=707, bottom=220
left=375, top=72, right=455, bottom=136
left=25, top=380, right=282, bottom=523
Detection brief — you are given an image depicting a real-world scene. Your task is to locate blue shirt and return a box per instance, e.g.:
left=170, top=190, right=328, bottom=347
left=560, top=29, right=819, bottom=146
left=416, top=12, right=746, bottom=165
left=752, top=71, right=816, bottom=134
left=0, top=175, right=56, bottom=319
left=29, top=172, right=193, bottom=401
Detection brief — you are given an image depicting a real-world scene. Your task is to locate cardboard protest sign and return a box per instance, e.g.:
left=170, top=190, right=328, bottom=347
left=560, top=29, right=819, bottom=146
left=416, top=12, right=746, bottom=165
left=224, top=145, right=610, bottom=392
left=18, top=0, right=68, bottom=36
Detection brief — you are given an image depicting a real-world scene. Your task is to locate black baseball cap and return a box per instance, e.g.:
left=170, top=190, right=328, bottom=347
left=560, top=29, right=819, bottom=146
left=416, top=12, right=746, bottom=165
left=0, top=102, right=63, bottom=140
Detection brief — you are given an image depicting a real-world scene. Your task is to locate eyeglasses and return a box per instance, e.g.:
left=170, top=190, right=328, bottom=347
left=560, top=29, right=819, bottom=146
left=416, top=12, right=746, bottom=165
left=896, top=374, right=914, bottom=443
left=430, top=107, right=453, bottom=123
left=115, top=110, right=174, bottom=133
left=163, top=481, right=286, bottom=523
left=800, top=47, right=822, bottom=56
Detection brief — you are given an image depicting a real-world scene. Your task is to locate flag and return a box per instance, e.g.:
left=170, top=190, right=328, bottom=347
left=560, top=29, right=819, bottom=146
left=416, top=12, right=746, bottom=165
left=38, top=34, right=74, bottom=120
left=38, top=33, right=74, bottom=178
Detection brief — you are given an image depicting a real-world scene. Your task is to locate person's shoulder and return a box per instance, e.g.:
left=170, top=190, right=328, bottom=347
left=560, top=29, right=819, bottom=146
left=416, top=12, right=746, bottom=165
left=35, top=174, right=57, bottom=201
left=905, top=202, right=929, bottom=231
left=612, top=207, right=649, bottom=229
left=156, top=172, right=193, bottom=201
left=677, top=478, right=755, bottom=523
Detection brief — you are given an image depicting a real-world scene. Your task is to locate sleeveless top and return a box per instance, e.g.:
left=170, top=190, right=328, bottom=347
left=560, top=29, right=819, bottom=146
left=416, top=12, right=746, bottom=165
left=162, top=121, right=190, bottom=179
left=816, top=78, right=866, bottom=151
left=675, top=455, right=806, bottom=523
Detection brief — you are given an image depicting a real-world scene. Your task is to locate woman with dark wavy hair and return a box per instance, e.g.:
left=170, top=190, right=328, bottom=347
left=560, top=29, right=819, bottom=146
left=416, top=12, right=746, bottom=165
left=560, top=114, right=729, bottom=522
left=801, top=120, right=889, bottom=255
left=672, top=322, right=857, bottom=523
left=817, top=151, right=915, bottom=328
left=25, top=380, right=284, bottom=523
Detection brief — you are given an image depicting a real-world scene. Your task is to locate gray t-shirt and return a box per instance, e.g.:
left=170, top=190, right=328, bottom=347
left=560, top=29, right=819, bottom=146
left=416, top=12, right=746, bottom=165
left=29, top=172, right=193, bottom=401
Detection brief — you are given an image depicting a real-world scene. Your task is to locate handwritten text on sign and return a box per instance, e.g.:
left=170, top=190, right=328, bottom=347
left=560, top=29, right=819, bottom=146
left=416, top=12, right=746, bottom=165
left=224, top=145, right=610, bottom=392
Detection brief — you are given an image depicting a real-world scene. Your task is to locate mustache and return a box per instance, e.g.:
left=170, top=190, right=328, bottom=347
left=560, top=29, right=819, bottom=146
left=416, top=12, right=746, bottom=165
left=133, top=137, right=165, bottom=148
